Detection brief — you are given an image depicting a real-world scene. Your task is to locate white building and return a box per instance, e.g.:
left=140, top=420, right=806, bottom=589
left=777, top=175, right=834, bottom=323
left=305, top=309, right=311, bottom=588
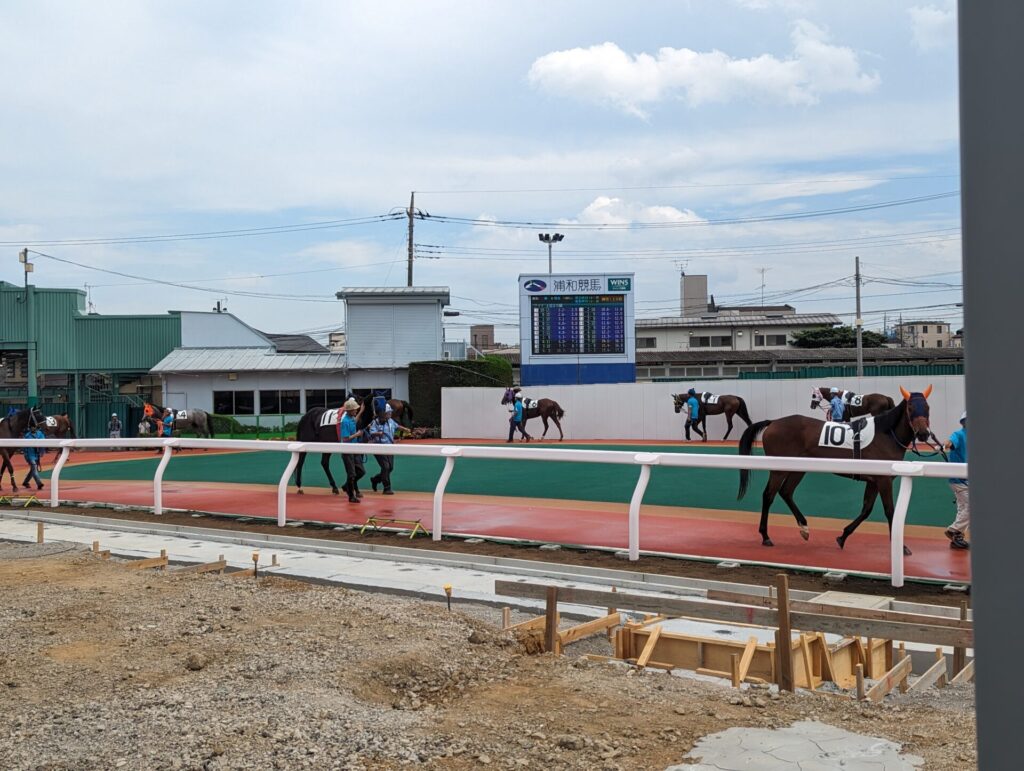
left=895, top=320, right=953, bottom=348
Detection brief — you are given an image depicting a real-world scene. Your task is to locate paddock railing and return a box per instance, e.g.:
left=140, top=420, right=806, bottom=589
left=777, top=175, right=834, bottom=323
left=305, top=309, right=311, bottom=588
left=0, top=437, right=968, bottom=588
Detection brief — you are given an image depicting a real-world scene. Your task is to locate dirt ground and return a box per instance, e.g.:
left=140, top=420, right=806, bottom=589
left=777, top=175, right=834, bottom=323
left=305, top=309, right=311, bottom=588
left=0, top=542, right=976, bottom=770
left=45, top=503, right=971, bottom=607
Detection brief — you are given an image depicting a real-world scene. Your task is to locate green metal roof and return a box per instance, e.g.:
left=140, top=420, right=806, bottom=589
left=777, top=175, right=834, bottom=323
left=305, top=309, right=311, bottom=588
left=1, top=281, right=181, bottom=372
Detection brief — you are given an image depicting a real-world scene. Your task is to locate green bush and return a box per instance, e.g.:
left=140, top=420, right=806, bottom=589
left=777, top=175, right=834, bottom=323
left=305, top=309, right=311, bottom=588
left=408, top=356, right=513, bottom=427
left=208, top=413, right=245, bottom=435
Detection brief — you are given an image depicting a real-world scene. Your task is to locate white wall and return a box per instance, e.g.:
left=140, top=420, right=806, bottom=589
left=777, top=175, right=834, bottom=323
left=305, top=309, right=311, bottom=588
left=346, top=302, right=441, bottom=368
left=442, top=375, right=965, bottom=442
left=178, top=311, right=271, bottom=348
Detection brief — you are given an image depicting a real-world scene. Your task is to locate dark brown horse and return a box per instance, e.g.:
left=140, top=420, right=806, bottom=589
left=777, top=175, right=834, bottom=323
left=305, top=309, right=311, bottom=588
left=0, top=407, right=45, bottom=491
left=293, top=399, right=372, bottom=494
left=386, top=399, right=414, bottom=428
left=737, top=386, right=935, bottom=554
left=501, top=387, right=565, bottom=441
left=671, top=391, right=753, bottom=441
left=809, top=387, right=894, bottom=420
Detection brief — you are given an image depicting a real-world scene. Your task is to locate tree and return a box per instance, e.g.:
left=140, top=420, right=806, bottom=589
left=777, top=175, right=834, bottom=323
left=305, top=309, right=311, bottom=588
left=789, top=326, right=887, bottom=348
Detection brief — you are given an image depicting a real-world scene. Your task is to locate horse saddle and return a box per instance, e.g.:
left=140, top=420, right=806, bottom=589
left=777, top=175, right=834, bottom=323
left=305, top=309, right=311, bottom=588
left=700, top=392, right=720, bottom=405
left=319, top=408, right=342, bottom=428
left=818, top=416, right=876, bottom=455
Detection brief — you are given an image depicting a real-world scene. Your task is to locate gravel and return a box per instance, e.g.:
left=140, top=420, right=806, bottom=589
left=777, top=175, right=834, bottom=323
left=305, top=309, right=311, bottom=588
left=0, top=543, right=977, bottom=770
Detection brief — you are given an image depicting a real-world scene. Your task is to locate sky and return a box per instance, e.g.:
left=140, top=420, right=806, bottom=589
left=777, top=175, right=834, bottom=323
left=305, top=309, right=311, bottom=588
left=0, top=0, right=962, bottom=344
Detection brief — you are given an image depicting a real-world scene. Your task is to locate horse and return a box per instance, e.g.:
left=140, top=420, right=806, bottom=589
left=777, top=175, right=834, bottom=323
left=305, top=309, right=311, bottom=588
left=501, top=387, right=565, bottom=441
left=386, top=399, right=414, bottom=428
left=0, top=407, right=45, bottom=491
left=737, top=386, right=936, bottom=555
left=293, top=398, right=373, bottom=494
left=671, top=392, right=753, bottom=441
left=144, top=403, right=214, bottom=439
left=809, top=387, right=894, bottom=421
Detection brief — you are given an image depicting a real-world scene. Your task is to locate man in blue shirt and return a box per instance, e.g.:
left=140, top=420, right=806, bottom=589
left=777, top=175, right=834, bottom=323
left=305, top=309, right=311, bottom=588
left=339, top=398, right=365, bottom=503
left=684, top=388, right=704, bottom=441
left=368, top=404, right=399, bottom=494
left=943, top=411, right=969, bottom=549
left=829, top=388, right=846, bottom=422
left=21, top=427, right=46, bottom=491
left=507, top=393, right=530, bottom=442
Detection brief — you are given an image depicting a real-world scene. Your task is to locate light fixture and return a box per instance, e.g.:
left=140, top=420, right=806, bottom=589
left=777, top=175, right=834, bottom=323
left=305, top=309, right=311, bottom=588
left=538, top=233, right=565, bottom=274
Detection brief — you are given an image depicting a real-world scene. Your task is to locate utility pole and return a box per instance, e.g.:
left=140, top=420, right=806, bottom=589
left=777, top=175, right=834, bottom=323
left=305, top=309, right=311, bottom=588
left=407, top=191, right=415, bottom=287
left=854, top=256, right=863, bottom=377
left=19, top=249, right=38, bottom=408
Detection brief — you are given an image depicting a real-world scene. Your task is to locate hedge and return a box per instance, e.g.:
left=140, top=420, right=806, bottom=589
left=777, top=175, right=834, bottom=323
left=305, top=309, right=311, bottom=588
left=408, top=356, right=513, bottom=427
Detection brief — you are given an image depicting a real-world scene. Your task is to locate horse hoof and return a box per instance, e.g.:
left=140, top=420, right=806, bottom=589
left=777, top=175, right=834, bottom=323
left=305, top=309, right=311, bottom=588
left=761, top=538, right=773, bottom=547
left=799, top=526, right=810, bottom=541
left=903, top=545, right=913, bottom=556
left=296, top=488, right=304, bottom=495
left=331, top=488, right=339, bottom=496
left=836, top=535, right=846, bottom=550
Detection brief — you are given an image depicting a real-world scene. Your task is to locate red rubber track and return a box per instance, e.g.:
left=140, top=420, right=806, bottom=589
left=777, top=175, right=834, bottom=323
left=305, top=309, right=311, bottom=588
left=52, top=479, right=970, bottom=584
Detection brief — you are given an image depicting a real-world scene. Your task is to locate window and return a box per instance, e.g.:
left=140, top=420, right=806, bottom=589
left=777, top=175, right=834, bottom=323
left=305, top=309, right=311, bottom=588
left=304, top=390, right=326, bottom=410
left=636, top=337, right=657, bottom=348
left=305, top=389, right=348, bottom=410
left=920, top=340, right=926, bottom=348
left=755, top=334, right=788, bottom=346
left=281, top=390, right=300, bottom=413
left=937, top=340, right=943, bottom=347
left=213, top=390, right=255, bottom=415
left=922, top=325, right=929, bottom=333
left=692, top=335, right=731, bottom=347
left=260, top=390, right=280, bottom=414
left=937, top=325, right=943, bottom=333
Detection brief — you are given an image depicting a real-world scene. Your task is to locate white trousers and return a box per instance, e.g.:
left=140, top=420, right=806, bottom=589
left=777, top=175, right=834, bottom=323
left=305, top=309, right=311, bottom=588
left=948, top=482, right=970, bottom=534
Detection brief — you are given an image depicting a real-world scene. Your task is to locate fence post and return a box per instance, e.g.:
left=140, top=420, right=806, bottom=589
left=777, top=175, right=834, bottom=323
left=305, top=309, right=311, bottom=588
left=432, top=446, right=461, bottom=541
left=153, top=440, right=177, bottom=515
left=628, top=454, right=659, bottom=561
left=889, top=462, right=925, bottom=588
left=277, top=444, right=304, bottom=527
left=48, top=441, right=74, bottom=508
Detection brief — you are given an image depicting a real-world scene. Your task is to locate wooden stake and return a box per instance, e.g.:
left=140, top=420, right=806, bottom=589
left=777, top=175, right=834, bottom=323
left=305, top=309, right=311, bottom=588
left=856, top=663, right=866, bottom=701
left=935, top=648, right=948, bottom=688
left=951, top=659, right=975, bottom=685
left=501, top=607, right=511, bottom=630
left=607, top=585, right=618, bottom=641
left=92, top=540, right=99, bottom=553
left=800, top=634, right=816, bottom=691
left=271, top=554, right=278, bottom=567
left=898, top=643, right=909, bottom=694
left=635, top=625, right=662, bottom=669
left=544, top=586, right=559, bottom=654
left=36, top=521, right=44, bottom=544
left=775, top=574, right=794, bottom=692
left=737, top=636, right=758, bottom=683
left=908, top=649, right=948, bottom=693
left=953, top=600, right=968, bottom=674
left=730, top=653, right=741, bottom=688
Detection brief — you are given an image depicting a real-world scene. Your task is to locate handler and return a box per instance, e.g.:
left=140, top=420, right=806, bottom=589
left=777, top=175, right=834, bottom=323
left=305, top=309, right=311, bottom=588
left=507, top=392, right=530, bottom=443
left=829, top=387, right=846, bottom=422
left=339, top=398, right=365, bottom=503
left=943, top=411, right=969, bottom=549
left=684, top=389, right=704, bottom=441
left=368, top=403, right=399, bottom=495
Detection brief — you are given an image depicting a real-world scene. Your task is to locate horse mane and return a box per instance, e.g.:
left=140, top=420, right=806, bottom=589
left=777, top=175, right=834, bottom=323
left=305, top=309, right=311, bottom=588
left=873, top=397, right=907, bottom=435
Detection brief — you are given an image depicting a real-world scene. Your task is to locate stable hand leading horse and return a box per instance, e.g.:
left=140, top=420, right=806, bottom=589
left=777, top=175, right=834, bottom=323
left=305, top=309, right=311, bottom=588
left=737, top=386, right=936, bottom=555
left=0, top=407, right=45, bottom=491
left=293, top=397, right=373, bottom=494
left=501, top=387, right=565, bottom=441
left=144, top=403, right=214, bottom=439
left=671, top=392, right=753, bottom=441
left=809, top=387, right=894, bottom=421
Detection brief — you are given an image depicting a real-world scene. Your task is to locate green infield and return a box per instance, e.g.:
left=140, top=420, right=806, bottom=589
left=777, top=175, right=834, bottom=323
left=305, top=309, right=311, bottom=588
left=55, top=444, right=957, bottom=527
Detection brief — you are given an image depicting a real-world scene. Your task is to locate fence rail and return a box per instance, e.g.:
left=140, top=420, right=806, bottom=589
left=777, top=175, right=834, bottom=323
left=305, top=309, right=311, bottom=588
left=0, top=437, right=967, bottom=588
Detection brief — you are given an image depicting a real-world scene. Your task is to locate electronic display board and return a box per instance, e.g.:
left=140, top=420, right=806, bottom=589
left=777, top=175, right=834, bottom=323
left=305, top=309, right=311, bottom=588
left=518, top=273, right=635, bottom=385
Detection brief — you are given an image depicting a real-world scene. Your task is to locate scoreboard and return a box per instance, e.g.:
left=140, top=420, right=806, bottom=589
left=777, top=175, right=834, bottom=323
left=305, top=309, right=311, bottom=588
left=530, top=294, right=626, bottom=355
left=518, top=273, right=635, bottom=385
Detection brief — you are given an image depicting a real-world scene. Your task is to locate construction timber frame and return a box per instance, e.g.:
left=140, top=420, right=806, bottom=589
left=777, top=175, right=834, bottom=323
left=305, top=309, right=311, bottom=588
left=496, top=574, right=975, bottom=698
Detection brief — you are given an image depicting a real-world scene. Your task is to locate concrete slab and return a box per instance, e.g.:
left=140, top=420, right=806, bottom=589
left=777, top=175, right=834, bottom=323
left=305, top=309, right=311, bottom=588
left=810, top=590, right=894, bottom=609
left=668, top=720, right=923, bottom=770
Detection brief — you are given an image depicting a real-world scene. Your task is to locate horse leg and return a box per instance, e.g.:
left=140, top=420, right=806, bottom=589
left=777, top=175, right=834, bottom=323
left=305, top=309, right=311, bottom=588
left=836, top=479, right=879, bottom=550
left=320, top=453, right=340, bottom=495
left=723, top=409, right=734, bottom=441
left=700, top=416, right=707, bottom=442
left=294, top=452, right=307, bottom=494
left=879, top=478, right=912, bottom=556
left=540, top=415, right=549, bottom=440
left=778, top=472, right=810, bottom=541
left=551, top=415, right=563, bottom=441
left=759, top=471, right=788, bottom=546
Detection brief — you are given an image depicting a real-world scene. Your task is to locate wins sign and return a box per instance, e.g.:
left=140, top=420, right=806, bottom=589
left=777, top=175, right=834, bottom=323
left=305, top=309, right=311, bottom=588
left=608, top=277, right=631, bottom=291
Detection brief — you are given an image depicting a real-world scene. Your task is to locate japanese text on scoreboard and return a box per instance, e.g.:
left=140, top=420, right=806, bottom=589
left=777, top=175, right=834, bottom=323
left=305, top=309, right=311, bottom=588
left=518, top=273, right=635, bottom=372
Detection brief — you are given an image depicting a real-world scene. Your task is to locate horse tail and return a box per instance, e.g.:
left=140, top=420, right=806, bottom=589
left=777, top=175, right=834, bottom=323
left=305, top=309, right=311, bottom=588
left=737, top=420, right=772, bottom=500
left=736, top=397, right=753, bottom=426
left=554, top=402, right=565, bottom=419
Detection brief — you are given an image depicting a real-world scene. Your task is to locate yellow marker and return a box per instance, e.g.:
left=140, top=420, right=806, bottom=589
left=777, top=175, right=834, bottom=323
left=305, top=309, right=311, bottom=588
left=443, top=584, right=453, bottom=611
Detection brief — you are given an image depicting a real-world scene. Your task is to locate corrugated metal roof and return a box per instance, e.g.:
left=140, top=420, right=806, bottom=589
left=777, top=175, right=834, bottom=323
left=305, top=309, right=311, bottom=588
left=261, top=333, right=329, bottom=353
left=150, top=347, right=347, bottom=373
left=336, top=287, right=450, bottom=303
left=635, top=313, right=841, bottom=329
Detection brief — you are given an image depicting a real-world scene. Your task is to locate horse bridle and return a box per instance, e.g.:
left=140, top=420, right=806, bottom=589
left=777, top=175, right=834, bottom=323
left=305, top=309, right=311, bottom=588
left=887, top=398, right=949, bottom=461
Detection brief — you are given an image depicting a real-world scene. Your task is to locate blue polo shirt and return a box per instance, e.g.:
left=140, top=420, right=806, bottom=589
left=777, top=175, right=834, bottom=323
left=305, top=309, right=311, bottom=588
left=830, top=396, right=845, bottom=421
left=369, top=417, right=397, bottom=444
left=340, top=413, right=359, bottom=442
left=687, top=396, right=700, bottom=420
left=513, top=400, right=523, bottom=422
left=948, top=427, right=967, bottom=484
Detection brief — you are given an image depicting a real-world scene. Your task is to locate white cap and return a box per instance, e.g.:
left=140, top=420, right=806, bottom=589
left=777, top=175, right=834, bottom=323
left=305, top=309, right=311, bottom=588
left=111, top=413, right=117, bottom=417
left=960, top=411, right=966, bottom=423
left=384, top=404, right=393, bottom=413
left=830, top=387, right=839, bottom=394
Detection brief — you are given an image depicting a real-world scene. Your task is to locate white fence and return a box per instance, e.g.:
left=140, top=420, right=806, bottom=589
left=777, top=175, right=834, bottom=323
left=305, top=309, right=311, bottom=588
left=441, top=375, right=966, bottom=441
left=0, top=437, right=966, bottom=587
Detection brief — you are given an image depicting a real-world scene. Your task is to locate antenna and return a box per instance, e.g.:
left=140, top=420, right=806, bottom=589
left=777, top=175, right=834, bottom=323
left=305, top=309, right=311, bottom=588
left=84, top=283, right=96, bottom=314
left=674, top=259, right=689, bottom=275
left=757, top=267, right=771, bottom=307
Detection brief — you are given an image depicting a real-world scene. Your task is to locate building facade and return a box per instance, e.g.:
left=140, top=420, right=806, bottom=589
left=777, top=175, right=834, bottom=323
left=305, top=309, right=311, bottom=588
left=895, top=320, right=953, bottom=348
left=635, top=312, right=840, bottom=352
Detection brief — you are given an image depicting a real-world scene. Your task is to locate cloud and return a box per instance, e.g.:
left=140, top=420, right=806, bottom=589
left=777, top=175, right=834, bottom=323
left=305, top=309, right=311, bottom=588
left=528, top=21, right=879, bottom=116
left=569, top=196, right=705, bottom=226
left=909, top=4, right=956, bottom=53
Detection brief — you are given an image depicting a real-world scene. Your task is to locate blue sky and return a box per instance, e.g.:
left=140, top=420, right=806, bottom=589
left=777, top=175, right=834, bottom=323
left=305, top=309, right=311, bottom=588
left=0, top=1, right=961, bottom=343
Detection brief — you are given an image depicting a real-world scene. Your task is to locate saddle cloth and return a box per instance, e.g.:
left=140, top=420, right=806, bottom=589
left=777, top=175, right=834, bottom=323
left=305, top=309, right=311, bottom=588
left=700, top=393, right=720, bottom=405
left=841, top=391, right=864, bottom=407
left=818, top=416, right=876, bottom=452
left=522, top=399, right=539, bottom=409
left=45, top=416, right=57, bottom=427
left=319, top=408, right=342, bottom=428
left=175, top=410, right=188, bottom=420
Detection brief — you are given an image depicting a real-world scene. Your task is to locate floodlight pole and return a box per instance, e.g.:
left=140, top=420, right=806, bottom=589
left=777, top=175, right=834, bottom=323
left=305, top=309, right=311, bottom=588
left=538, top=233, right=564, bottom=274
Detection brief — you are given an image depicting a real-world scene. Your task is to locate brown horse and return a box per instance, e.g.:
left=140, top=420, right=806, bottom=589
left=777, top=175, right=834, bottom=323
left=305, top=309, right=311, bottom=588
left=0, top=408, right=46, bottom=491
left=386, top=399, right=414, bottom=428
left=810, top=387, right=894, bottom=420
left=737, top=386, right=935, bottom=554
left=671, top=391, right=753, bottom=441
left=501, top=387, right=565, bottom=441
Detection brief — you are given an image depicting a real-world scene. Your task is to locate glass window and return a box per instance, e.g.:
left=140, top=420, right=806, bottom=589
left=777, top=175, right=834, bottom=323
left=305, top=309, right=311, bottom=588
left=260, top=390, right=281, bottom=414
left=923, top=325, right=929, bottom=333
left=281, top=390, right=300, bottom=413
left=213, top=391, right=234, bottom=414
left=305, top=390, right=326, bottom=410
left=636, top=337, right=657, bottom=348
left=234, top=391, right=255, bottom=415
left=325, top=389, right=347, bottom=407
left=937, top=340, right=943, bottom=348
left=755, top=335, right=765, bottom=346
